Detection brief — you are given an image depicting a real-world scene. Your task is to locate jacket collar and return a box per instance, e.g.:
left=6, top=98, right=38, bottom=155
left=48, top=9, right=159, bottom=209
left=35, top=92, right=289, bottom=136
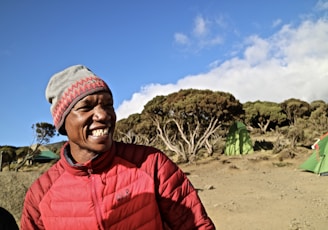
left=59, top=142, right=116, bottom=176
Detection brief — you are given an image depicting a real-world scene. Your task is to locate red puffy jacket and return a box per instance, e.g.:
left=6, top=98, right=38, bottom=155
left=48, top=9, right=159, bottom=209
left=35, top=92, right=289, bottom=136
left=21, top=142, right=215, bottom=229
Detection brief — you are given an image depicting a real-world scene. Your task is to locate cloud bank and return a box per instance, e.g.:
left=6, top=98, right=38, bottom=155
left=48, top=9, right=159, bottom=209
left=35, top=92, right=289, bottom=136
left=116, top=17, right=328, bottom=120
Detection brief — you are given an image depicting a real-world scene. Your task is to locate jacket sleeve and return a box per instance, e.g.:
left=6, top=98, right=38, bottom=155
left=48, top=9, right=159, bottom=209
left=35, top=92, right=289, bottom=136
left=20, top=181, right=45, bottom=230
left=154, top=153, right=215, bottom=230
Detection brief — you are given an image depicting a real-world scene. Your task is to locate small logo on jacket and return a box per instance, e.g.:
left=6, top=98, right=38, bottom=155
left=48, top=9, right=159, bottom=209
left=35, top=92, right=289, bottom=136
left=116, top=189, right=131, bottom=204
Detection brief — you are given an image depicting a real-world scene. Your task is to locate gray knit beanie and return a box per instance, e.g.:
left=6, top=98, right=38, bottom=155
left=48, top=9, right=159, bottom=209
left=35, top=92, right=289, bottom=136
left=46, top=65, right=111, bottom=135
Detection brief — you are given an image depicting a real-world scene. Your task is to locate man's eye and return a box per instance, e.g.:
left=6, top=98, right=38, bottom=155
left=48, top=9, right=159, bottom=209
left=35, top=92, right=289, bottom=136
left=76, top=104, right=93, bottom=111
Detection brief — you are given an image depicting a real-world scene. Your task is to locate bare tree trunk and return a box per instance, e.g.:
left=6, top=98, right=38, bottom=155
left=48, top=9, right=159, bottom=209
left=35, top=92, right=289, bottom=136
left=153, top=117, right=221, bottom=162
left=0, top=151, right=3, bottom=172
left=258, top=120, right=270, bottom=133
left=154, top=118, right=188, bottom=162
left=205, top=133, right=221, bottom=156
left=14, top=144, right=40, bottom=172
left=14, top=154, right=33, bottom=172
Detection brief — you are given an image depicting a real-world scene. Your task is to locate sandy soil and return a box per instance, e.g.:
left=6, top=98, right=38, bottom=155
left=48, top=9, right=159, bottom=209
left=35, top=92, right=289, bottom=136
left=1, top=148, right=328, bottom=230
left=180, top=150, right=328, bottom=230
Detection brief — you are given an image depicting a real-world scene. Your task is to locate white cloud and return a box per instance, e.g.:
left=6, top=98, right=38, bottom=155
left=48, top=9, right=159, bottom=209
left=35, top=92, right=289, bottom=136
left=272, top=19, right=282, bottom=28
left=244, top=35, right=270, bottom=65
left=315, top=0, right=328, bottom=11
left=199, top=35, right=224, bottom=47
left=174, top=15, right=225, bottom=51
left=116, top=18, right=328, bottom=120
left=115, top=83, right=180, bottom=119
left=193, top=15, right=208, bottom=37
left=174, top=32, right=190, bottom=45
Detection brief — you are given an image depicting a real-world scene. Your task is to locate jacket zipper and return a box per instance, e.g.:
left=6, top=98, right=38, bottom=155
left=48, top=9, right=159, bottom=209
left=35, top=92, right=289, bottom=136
left=88, top=168, right=104, bottom=230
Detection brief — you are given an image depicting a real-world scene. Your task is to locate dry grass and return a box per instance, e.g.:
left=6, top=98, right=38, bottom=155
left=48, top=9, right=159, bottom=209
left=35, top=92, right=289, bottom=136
left=0, top=164, right=52, bottom=226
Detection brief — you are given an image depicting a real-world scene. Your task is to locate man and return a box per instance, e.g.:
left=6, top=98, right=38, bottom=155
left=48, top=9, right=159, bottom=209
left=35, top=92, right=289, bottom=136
left=21, top=65, right=215, bottom=229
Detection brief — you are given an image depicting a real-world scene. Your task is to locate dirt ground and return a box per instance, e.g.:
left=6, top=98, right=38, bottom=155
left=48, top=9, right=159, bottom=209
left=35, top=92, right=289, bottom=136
left=180, top=150, right=328, bottom=230
left=1, top=148, right=328, bottom=230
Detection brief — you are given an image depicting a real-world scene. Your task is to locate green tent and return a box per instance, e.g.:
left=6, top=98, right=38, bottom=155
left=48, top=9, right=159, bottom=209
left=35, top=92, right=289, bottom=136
left=300, top=133, right=328, bottom=176
left=224, top=121, right=254, bottom=156
left=33, top=150, right=59, bottom=163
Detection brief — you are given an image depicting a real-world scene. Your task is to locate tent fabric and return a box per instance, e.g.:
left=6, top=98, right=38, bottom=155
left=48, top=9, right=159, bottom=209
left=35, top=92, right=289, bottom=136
left=224, top=121, right=254, bottom=156
left=33, top=150, right=59, bottom=162
left=300, top=132, right=328, bottom=176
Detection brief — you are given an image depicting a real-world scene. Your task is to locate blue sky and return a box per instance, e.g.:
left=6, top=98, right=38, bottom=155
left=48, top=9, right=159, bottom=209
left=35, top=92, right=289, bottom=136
left=1, top=0, right=328, bottom=147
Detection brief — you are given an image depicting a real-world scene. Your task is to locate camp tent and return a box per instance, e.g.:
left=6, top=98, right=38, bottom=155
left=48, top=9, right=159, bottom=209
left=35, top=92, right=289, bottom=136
left=32, top=150, right=59, bottom=163
left=300, top=132, right=328, bottom=176
left=224, top=121, right=254, bottom=156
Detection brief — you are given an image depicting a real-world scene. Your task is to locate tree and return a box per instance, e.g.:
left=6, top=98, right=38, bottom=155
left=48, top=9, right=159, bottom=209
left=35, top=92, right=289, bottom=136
left=280, top=98, right=311, bottom=125
left=287, top=125, right=304, bottom=148
left=14, top=122, right=57, bottom=171
left=305, top=100, right=328, bottom=140
left=33, top=122, right=57, bottom=144
left=114, top=113, right=157, bottom=145
left=244, top=101, right=288, bottom=133
left=142, top=89, right=244, bottom=162
left=0, top=147, right=17, bottom=171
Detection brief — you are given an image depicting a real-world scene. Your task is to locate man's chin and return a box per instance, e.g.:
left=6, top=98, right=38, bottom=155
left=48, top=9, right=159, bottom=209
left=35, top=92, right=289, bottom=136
left=89, top=141, right=113, bottom=154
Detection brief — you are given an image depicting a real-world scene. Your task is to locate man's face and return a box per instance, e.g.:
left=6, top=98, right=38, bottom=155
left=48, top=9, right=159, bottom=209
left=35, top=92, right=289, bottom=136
left=65, top=91, right=116, bottom=154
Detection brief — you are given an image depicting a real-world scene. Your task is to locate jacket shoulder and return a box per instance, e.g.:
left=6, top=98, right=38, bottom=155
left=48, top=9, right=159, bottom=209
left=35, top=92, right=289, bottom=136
left=26, top=161, right=64, bottom=203
left=114, top=142, right=166, bottom=166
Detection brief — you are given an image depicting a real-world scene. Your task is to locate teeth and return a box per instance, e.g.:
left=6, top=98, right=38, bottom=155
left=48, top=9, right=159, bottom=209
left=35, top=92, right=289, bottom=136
left=91, top=128, right=109, bottom=137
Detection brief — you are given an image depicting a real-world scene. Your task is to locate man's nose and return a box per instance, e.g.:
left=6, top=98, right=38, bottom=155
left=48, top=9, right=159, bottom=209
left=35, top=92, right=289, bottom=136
left=93, top=106, right=109, bottom=121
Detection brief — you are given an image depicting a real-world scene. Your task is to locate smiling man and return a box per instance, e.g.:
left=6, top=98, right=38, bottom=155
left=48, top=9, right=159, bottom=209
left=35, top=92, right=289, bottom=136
left=20, top=65, right=215, bottom=230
